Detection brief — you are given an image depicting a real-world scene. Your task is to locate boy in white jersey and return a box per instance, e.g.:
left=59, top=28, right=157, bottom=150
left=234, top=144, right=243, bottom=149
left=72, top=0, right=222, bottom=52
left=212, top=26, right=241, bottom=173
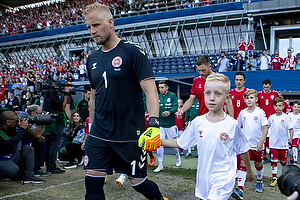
left=232, top=89, right=268, bottom=199
left=268, top=97, right=293, bottom=187
left=288, top=101, right=300, bottom=165
left=160, top=73, right=254, bottom=200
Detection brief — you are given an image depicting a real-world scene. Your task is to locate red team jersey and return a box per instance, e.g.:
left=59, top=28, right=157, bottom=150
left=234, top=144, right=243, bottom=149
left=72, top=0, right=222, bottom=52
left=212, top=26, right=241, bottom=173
left=191, top=76, right=209, bottom=116
left=283, top=101, right=293, bottom=114
left=230, top=88, right=248, bottom=119
left=238, top=42, right=246, bottom=51
left=271, top=57, right=283, bottom=70
left=175, top=110, right=185, bottom=131
left=257, top=90, right=279, bottom=118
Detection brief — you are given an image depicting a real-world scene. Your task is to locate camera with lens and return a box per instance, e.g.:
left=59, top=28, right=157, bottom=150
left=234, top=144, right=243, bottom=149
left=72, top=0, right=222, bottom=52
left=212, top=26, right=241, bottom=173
left=19, top=114, right=52, bottom=125
left=278, top=164, right=300, bottom=200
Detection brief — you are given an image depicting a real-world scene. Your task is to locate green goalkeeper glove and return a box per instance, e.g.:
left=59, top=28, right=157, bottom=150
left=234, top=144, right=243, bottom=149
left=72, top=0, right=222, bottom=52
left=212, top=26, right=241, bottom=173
left=138, top=117, right=161, bottom=151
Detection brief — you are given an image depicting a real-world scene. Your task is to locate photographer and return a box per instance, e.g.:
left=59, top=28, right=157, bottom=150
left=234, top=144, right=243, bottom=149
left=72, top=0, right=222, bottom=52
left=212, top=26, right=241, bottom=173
left=0, top=111, right=44, bottom=183
left=26, top=105, right=51, bottom=176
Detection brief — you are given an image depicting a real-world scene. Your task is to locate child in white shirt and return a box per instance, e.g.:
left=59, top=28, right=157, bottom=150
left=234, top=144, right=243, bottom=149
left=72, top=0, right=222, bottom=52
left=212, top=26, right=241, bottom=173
left=161, top=73, right=254, bottom=200
left=268, top=97, right=293, bottom=187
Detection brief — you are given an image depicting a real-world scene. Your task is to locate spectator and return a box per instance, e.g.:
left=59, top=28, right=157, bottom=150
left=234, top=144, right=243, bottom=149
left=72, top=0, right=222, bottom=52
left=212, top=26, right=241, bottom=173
left=259, top=49, right=271, bottom=70
left=6, top=92, right=18, bottom=111
left=296, top=58, right=300, bottom=70
left=12, top=78, right=24, bottom=96
left=284, top=49, right=296, bottom=70
left=246, top=53, right=257, bottom=71
left=218, top=51, right=230, bottom=72
left=271, top=50, right=283, bottom=70
left=62, top=111, right=86, bottom=169
left=247, top=37, right=255, bottom=56
left=238, top=37, right=246, bottom=59
left=233, top=53, right=245, bottom=71
left=27, top=70, right=35, bottom=93
left=0, top=78, right=8, bottom=101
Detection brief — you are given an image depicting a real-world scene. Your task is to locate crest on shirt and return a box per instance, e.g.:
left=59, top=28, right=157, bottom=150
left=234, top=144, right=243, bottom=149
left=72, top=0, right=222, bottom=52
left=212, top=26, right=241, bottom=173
left=199, top=130, right=203, bottom=137
left=112, top=56, right=122, bottom=70
left=167, top=98, right=171, bottom=103
left=220, top=132, right=229, bottom=142
left=84, top=155, right=89, bottom=166
left=198, top=84, right=202, bottom=89
left=254, top=116, right=258, bottom=120
left=281, top=119, right=285, bottom=123
left=297, top=118, right=300, bottom=121
left=271, top=95, right=275, bottom=100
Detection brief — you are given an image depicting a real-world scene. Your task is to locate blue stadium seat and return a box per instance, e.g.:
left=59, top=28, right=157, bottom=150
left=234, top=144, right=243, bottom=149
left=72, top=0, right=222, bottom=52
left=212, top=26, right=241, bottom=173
left=171, top=68, right=178, bottom=74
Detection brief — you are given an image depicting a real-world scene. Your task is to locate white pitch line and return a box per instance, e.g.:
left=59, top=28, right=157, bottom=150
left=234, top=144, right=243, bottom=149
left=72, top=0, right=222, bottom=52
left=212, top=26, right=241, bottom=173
left=0, top=179, right=84, bottom=199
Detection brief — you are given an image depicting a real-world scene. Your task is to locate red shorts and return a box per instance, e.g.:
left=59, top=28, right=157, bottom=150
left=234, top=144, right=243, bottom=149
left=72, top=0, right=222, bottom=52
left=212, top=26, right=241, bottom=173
left=265, top=137, right=269, bottom=149
left=237, top=150, right=262, bottom=168
left=248, top=149, right=263, bottom=163
left=270, top=149, right=288, bottom=162
left=292, top=138, right=300, bottom=148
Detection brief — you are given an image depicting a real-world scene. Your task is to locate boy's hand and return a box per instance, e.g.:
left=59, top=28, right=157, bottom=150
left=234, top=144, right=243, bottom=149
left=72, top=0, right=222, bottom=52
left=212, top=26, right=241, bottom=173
left=256, top=142, right=263, bottom=152
left=247, top=170, right=254, bottom=182
left=138, top=117, right=161, bottom=151
left=288, top=138, right=293, bottom=145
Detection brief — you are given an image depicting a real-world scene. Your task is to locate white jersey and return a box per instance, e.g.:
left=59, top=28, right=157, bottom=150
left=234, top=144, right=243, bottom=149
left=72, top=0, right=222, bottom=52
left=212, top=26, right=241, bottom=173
left=177, top=114, right=249, bottom=200
left=237, top=107, right=268, bottom=150
left=289, top=113, right=300, bottom=139
left=268, top=113, right=293, bottom=149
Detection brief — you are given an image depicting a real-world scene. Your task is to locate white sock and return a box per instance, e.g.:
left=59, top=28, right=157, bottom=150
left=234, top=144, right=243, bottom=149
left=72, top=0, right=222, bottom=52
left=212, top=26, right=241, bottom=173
left=293, top=147, right=298, bottom=163
left=256, top=166, right=264, bottom=181
left=237, top=170, right=247, bottom=188
left=156, top=146, right=164, bottom=166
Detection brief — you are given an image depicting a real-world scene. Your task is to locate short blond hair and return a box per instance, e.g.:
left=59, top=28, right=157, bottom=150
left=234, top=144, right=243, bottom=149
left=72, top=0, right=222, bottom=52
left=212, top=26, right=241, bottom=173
left=205, top=73, right=230, bottom=94
left=244, top=89, right=257, bottom=98
left=83, top=3, right=113, bottom=20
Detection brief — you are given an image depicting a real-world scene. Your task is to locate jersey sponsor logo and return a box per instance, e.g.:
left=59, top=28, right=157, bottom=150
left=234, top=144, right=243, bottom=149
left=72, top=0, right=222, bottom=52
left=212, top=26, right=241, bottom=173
left=254, top=116, right=258, bottom=120
left=199, top=130, right=203, bottom=137
left=220, top=132, right=229, bottom=142
left=112, top=56, right=122, bottom=71
left=92, top=63, right=97, bottom=69
left=84, top=155, right=89, bottom=166
left=281, top=119, right=285, bottom=123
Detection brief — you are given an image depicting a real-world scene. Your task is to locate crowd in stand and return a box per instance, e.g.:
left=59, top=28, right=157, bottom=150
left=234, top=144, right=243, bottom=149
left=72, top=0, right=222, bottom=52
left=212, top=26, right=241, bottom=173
left=216, top=37, right=300, bottom=72
left=1, top=0, right=238, bottom=37
left=0, top=50, right=91, bottom=109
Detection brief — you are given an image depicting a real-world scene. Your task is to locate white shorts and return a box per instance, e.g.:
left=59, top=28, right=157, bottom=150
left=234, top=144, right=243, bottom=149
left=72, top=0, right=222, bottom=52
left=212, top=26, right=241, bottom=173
left=159, top=126, right=178, bottom=139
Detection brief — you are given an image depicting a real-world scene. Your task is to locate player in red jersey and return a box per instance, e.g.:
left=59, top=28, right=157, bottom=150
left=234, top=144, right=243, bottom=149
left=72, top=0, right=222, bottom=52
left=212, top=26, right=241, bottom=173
left=177, top=56, right=213, bottom=119
left=228, top=72, right=248, bottom=120
left=271, top=50, right=283, bottom=70
left=258, top=79, right=279, bottom=163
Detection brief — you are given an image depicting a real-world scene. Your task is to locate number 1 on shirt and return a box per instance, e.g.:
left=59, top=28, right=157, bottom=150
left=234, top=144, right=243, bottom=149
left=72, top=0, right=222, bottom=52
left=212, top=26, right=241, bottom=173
left=102, top=71, right=107, bottom=88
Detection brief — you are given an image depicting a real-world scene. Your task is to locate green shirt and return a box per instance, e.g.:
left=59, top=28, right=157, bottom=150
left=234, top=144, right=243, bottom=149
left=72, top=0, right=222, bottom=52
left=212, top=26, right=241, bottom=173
left=185, top=99, right=199, bottom=122
left=159, top=91, right=178, bottom=128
